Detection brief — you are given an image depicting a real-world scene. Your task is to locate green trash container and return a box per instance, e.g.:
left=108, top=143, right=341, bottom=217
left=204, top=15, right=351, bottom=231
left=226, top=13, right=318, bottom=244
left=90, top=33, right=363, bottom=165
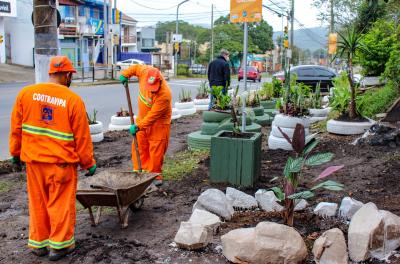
left=210, top=130, right=262, bottom=187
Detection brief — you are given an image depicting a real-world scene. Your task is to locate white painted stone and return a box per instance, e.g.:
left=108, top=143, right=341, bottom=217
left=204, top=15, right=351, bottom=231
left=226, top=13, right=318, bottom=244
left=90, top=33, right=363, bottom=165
left=348, top=202, right=383, bottom=262
left=294, top=199, right=309, bottom=211
left=194, top=189, right=234, bottom=220
left=255, top=190, right=284, bottom=212
left=314, top=202, right=338, bottom=217
left=222, top=222, right=307, bottom=263
left=226, top=187, right=258, bottom=210
left=312, top=228, right=349, bottom=264
left=189, top=209, right=221, bottom=234
left=174, top=221, right=212, bottom=250
left=339, top=197, right=364, bottom=220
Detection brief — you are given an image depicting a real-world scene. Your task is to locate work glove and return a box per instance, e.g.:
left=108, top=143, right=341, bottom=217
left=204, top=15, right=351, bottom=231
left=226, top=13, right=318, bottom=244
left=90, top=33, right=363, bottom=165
left=129, top=124, right=139, bottom=136
left=85, top=164, right=97, bottom=176
left=119, top=75, right=129, bottom=86
left=10, top=156, right=22, bottom=171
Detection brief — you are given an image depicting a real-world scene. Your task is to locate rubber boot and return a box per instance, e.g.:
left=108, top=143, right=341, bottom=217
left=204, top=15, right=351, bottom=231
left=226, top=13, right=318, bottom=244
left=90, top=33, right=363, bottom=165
left=32, top=247, right=49, bottom=257
left=153, top=175, right=163, bottom=187
left=48, top=245, right=75, bottom=261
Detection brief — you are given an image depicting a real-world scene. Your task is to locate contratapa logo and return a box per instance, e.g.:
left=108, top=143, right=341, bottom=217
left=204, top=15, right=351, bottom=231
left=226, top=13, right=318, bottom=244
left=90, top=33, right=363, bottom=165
left=0, top=1, right=11, bottom=13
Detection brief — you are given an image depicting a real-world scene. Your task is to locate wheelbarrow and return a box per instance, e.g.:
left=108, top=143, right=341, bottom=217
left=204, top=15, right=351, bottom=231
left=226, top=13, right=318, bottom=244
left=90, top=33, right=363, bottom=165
left=76, top=170, right=157, bottom=228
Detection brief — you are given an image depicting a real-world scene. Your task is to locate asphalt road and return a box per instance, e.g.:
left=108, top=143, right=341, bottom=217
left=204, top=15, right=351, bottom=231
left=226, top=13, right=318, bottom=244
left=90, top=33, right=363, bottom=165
left=0, top=77, right=267, bottom=160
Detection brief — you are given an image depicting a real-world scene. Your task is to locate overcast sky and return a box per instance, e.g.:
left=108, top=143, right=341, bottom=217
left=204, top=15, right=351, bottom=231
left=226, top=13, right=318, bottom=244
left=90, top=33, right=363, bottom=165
left=117, top=0, right=326, bottom=32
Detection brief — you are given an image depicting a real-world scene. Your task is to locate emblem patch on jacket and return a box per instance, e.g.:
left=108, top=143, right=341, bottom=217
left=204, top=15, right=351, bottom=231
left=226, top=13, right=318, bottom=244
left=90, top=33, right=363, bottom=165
left=41, top=106, right=54, bottom=121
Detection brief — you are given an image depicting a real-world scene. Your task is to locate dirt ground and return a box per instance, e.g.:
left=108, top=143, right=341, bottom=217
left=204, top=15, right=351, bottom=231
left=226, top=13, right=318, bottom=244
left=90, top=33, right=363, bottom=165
left=1, top=114, right=400, bottom=263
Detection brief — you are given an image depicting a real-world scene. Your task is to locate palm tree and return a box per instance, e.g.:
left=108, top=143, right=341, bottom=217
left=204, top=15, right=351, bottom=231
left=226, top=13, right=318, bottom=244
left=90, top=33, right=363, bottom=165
left=337, top=27, right=369, bottom=119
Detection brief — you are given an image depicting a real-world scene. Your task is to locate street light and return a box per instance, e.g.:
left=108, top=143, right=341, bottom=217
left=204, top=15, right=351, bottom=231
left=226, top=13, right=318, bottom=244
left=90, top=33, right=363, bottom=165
left=175, top=0, right=189, bottom=76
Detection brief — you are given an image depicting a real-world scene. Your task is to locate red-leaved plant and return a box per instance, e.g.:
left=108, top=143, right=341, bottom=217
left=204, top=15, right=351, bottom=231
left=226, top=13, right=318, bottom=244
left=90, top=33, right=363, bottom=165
left=271, top=124, right=344, bottom=226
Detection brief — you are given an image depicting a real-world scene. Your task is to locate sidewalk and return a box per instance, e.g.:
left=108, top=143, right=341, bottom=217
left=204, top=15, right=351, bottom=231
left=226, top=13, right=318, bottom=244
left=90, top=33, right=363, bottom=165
left=0, top=64, right=35, bottom=83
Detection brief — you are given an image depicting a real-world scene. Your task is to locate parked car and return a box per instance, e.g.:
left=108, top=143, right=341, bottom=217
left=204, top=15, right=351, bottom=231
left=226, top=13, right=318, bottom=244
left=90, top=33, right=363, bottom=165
left=116, top=59, right=145, bottom=70
left=273, top=65, right=337, bottom=92
left=189, top=64, right=207, bottom=75
left=238, top=66, right=262, bottom=82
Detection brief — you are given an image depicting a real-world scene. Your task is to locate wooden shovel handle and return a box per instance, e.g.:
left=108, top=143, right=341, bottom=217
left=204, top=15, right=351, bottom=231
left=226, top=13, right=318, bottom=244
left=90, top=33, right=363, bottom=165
left=123, top=82, right=142, bottom=172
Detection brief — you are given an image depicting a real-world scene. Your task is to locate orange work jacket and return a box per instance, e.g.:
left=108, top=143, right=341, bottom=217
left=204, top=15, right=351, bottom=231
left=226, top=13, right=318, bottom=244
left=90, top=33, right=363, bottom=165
left=9, top=83, right=95, bottom=169
left=121, top=65, right=172, bottom=129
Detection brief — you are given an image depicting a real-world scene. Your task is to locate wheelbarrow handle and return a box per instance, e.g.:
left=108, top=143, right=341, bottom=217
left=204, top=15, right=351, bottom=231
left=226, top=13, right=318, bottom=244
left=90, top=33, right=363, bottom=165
left=123, top=82, right=142, bottom=172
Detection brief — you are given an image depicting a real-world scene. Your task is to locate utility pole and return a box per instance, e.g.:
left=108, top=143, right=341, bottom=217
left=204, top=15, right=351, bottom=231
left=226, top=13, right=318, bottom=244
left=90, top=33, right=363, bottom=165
left=290, top=0, right=294, bottom=52
left=210, top=4, right=214, bottom=62
left=330, top=0, right=334, bottom=67
left=103, top=0, right=108, bottom=66
left=33, top=0, right=59, bottom=83
left=175, top=0, right=189, bottom=76
left=241, top=22, right=248, bottom=132
left=108, top=0, right=112, bottom=65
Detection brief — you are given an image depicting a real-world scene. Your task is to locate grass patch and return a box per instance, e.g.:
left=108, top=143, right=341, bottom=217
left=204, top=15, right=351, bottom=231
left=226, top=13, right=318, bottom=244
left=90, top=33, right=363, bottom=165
left=163, top=150, right=209, bottom=181
left=0, top=180, right=14, bottom=193
left=357, top=82, right=399, bottom=119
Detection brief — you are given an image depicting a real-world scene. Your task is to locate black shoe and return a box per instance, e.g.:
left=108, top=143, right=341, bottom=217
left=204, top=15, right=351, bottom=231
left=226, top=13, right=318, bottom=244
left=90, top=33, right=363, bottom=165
left=48, top=246, right=75, bottom=261
left=31, top=247, right=49, bottom=257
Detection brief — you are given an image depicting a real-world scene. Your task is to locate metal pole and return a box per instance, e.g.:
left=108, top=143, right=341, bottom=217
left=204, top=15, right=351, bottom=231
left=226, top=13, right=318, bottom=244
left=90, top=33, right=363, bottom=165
left=330, top=0, right=334, bottom=67
left=33, top=0, right=59, bottom=83
left=174, top=0, right=189, bottom=76
left=241, top=22, right=248, bottom=132
left=210, top=4, right=214, bottom=62
left=290, top=0, right=294, bottom=52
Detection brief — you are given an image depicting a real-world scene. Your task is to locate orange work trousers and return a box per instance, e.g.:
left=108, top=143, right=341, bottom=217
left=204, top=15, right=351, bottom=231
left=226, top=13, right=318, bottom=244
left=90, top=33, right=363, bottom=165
left=26, top=162, right=77, bottom=249
left=132, top=123, right=170, bottom=179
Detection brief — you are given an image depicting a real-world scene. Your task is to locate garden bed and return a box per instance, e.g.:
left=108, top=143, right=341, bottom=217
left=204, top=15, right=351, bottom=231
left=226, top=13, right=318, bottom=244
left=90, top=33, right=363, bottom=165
left=0, top=114, right=400, bottom=263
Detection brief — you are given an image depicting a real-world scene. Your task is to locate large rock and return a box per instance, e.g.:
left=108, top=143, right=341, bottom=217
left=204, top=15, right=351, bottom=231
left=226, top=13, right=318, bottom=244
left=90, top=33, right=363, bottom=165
left=370, top=210, right=400, bottom=260
left=226, top=187, right=258, bottom=210
left=255, top=189, right=284, bottom=212
left=194, top=189, right=234, bottom=220
left=348, top=202, right=384, bottom=262
left=222, top=222, right=307, bottom=264
left=314, top=202, right=338, bottom=217
left=339, top=197, right=364, bottom=220
left=221, top=228, right=256, bottom=262
left=174, top=222, right=212, bottom=250
left=189, top=209, right=221, bottom=234
left=312, top=228, right=348, bottom=264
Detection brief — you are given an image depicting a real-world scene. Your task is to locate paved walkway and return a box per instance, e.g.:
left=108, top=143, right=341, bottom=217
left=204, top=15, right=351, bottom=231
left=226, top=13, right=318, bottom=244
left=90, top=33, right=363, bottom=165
left=0, top=64, right=35, bottom=83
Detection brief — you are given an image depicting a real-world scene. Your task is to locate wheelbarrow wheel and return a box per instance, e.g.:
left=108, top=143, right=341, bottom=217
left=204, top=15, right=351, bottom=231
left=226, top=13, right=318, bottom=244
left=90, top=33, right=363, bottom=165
left=129, top=197, right=144, bottom=212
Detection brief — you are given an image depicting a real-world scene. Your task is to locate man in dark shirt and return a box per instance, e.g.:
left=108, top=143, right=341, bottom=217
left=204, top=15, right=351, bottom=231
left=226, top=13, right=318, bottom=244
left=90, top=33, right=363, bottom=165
left=207, top=49, right=231, bottom=109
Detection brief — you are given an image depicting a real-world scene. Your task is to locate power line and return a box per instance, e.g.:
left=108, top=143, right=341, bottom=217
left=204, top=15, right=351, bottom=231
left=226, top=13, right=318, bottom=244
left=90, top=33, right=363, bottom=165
left=127, top=0, right=179, bottom=10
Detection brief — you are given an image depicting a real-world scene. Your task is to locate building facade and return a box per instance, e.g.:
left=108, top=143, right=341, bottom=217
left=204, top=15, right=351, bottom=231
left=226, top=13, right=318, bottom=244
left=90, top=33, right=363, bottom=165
left=120, top=13, right=137, bottom=53
left=137, top=26, right=157, bottom=53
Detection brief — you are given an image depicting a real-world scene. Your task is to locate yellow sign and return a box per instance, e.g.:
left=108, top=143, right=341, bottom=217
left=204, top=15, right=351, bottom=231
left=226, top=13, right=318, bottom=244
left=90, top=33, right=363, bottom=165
left=230, top=0, right=262, bottom=23
left=328, top=33, right=337, bottom=55
left=0, top=35, right=3, bottom=44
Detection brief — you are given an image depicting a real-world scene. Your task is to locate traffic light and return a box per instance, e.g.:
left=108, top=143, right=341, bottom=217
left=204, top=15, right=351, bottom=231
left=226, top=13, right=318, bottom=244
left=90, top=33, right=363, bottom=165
left=174, top=42, right=180, bottom=55
left=328, top=33, right=337, bottom=55
left=283, top=26, right=289, bottom=49
left=0, top=35, right=3, bottom=44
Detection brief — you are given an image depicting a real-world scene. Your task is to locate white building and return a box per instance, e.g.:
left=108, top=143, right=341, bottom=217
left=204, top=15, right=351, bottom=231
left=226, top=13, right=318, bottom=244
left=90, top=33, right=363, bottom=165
left=121, top=13, right=137, bottom=53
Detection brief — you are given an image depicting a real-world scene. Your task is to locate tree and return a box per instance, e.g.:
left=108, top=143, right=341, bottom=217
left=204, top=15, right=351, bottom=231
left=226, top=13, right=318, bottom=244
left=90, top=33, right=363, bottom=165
left=155, top=21, right=209, bottom=44
left=336, top=26, right=369, bottom=119
left=355, top=0, right=387, bottom=33
left=312, top=0, right=363, bottom=27
left=248, top=19, right=274, bottom=53
left=214, top=15, right=230, bottom=26
left=358, top=19, right=396, bottom=76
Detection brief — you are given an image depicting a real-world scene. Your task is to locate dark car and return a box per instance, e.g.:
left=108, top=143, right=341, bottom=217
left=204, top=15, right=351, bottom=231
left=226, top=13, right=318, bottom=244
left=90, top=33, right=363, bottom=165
left=273, top=65, right=337, bottom=92
left=238, top=66, right=262, bottom=82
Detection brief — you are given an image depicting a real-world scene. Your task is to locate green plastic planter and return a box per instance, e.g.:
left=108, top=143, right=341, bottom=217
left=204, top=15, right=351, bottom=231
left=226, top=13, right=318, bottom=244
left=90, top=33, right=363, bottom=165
left=210, top=130, right=262, bottom=187
left=260, top=100, right=276, bottom=109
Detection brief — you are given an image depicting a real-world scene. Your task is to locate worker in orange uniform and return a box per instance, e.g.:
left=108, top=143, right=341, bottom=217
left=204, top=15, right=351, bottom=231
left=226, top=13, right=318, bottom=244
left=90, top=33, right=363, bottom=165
left=119, top=65, right=172, bottom=186
left=9, top=56, right=96, bottom=261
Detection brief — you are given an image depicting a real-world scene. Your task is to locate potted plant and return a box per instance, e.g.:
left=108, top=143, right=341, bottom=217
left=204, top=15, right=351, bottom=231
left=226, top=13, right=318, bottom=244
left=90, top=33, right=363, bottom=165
left=193, top=81, right=210, bottom=111
left=268, top=73, right=313, bottom=150
left=87, top=109, right=104, bottom=142
left=259, top=77, right=282, bottom=110
left=175, top=89, right=196, bottom=116
left=327, top=26, right=375, bottom=135
left=240, top=91, right=271, bottom=126
left=308, top=82, right=330, bottom=123
left=210, top=100, right=262, bottom=187
left=270, top=124, right=344, bottom=226
left=108, top=108, right=136, bottom=131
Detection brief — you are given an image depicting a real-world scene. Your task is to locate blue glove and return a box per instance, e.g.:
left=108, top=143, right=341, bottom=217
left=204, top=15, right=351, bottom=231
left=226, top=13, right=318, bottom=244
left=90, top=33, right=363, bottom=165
left=129, top=124, right=139, bottom=135
left=119, top=75, right=129, bottom=85
left=85, top=164, right=97, bottom=176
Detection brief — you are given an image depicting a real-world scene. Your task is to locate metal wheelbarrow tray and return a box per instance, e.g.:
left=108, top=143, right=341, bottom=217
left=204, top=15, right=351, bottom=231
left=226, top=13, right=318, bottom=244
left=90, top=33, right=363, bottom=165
left=76, top=171, right=157, bottom=228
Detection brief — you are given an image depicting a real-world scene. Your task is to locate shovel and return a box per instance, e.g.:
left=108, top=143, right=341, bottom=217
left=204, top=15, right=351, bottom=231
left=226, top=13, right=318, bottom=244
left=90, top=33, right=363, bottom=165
left=123, top=82, right=142, bottom=172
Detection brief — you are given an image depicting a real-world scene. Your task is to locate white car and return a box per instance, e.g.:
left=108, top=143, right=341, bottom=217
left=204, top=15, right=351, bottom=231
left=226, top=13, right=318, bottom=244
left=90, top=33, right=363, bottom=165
left=116, top=59, right=145, bottom=70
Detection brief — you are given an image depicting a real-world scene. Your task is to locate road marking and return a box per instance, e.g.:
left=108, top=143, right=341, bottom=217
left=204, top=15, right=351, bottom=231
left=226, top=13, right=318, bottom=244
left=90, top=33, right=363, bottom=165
left=168, top=82, right=199, bottom=87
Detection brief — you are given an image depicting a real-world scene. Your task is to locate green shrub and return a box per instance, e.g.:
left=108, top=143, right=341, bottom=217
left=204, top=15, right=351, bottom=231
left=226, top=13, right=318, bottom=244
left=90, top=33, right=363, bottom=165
left=177, top=64, right=189, bottom=76
left=357, top=82, right=398, bottom=118
left=259, top=82, right=274, bottom=100
left=384, top=41, right=400, bottom=87
left=329, top=73, right=351, bottom=115
left=358, top=19, right=396, bottom=77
